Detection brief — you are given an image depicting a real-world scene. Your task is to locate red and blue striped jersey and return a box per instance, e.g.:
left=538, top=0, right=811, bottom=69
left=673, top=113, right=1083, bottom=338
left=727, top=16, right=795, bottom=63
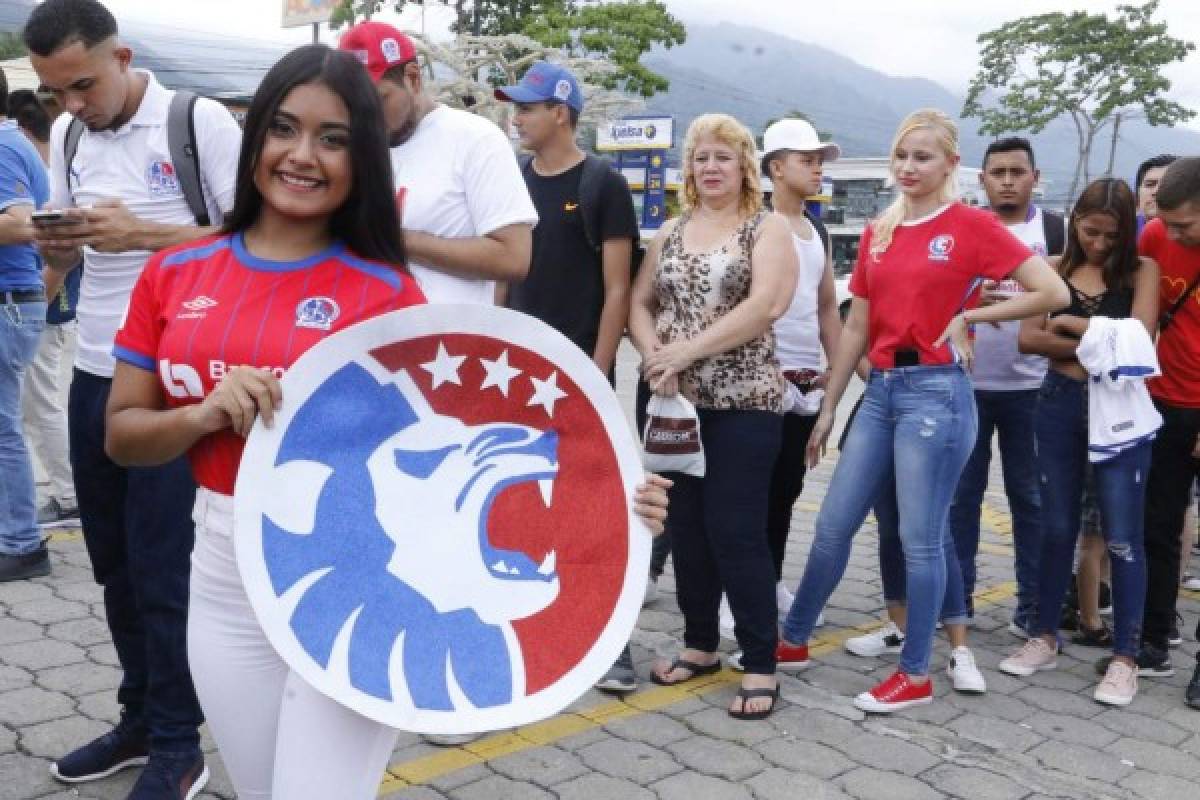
left=114, top=232, right=426, bottom=494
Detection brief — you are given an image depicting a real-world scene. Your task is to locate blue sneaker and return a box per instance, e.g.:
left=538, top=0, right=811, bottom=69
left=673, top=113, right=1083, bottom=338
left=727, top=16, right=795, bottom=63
left=51, top=715, right=148, bottom=783
left=127, top=751, right=209, bottom=800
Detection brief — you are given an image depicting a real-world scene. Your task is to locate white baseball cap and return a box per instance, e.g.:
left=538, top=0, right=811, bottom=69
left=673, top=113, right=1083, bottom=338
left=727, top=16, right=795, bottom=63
left=761, top=118, right=841, bottom=173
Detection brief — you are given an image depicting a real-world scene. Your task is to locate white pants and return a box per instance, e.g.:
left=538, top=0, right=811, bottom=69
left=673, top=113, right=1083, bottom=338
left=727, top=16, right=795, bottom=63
left=188, top=490, right=400, bottom=799
left=21, top=322, right=74, bottom=505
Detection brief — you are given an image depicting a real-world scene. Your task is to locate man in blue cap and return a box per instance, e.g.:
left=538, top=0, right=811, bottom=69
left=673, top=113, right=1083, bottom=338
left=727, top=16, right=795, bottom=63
left=496, top=62, right=643, bottom=692
left=495, top=62, right=638, bottom=378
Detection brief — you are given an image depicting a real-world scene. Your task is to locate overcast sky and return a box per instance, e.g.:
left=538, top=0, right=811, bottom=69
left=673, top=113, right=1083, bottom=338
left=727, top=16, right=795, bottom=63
left=98, top=0, right=1200, bottom=126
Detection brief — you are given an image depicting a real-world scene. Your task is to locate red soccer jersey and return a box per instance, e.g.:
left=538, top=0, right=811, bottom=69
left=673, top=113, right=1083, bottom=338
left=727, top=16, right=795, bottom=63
left=1138, top=218, right=1200, bottom=408
left=849, top=203, right=1032, bottom=369
left=114, top=233, right=427, bottom=494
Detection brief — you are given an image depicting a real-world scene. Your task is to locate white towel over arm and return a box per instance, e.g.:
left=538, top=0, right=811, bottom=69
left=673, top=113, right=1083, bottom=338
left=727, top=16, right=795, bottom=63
left=1076, top=316, right=1163, bottom=462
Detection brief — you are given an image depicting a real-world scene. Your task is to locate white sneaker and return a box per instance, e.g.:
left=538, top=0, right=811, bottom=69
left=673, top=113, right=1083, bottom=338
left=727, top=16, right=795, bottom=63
left=719, top=594, right=736, bottom=641
left=845, top=621, right=905, bottom=658
left=947, top=646, right=986, bottom=694
left=998, top=637, right=1057, bottom=677
left=815, top=611, right=826, bottom=628
left=1094, top=659, right=1137, bottom=706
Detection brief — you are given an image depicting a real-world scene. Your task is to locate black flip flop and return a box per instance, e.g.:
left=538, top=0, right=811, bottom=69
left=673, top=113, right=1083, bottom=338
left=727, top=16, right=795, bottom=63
left=728, top=684, right=780, bottom=721
left=650, top=656, right=722, bottom=686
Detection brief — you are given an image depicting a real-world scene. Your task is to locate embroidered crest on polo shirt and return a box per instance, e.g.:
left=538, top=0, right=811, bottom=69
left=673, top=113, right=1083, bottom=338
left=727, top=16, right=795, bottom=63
left=928, top=234, right=954, bottom=262
left=146, top=161, right=181, bottom=196
left=296, top=297, right=340, bottom=331
left=554, top=79, right=573, bottom=102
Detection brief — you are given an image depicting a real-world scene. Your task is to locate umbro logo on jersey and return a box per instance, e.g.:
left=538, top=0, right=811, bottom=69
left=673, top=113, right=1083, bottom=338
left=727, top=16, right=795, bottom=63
left=159, top=359, right=204, bottom=399
left=182, top=296, right=218, bottom=312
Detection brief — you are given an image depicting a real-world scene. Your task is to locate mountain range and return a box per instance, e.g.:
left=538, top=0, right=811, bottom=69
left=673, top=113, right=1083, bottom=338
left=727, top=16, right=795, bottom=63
left=642, top=23, right=1200, bottom=205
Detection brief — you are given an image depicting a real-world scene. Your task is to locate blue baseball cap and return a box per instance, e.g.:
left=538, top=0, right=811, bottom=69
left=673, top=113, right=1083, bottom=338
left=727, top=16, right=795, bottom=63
left=495, top=61, right=584, bottom=113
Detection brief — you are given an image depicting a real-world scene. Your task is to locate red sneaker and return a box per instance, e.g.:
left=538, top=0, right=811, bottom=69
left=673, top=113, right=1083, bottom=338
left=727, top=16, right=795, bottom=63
left=775, top=641, right=811, bottom=670
left=854, top=671, right=933, bottom=713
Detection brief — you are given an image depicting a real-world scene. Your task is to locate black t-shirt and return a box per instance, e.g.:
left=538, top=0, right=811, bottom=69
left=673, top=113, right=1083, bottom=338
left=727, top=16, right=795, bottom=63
left=508, top=160, right=639, bottom=358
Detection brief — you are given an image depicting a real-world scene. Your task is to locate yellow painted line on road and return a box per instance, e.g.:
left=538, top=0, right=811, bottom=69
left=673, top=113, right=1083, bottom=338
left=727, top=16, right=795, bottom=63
left=378, top=582, right=1019, bottom=794
left=45, top=529, right=82, bottom=542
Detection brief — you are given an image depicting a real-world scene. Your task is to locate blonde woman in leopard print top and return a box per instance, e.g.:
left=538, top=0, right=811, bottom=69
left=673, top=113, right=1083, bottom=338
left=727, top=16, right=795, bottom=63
left=628, top=113, right=798, bottom=720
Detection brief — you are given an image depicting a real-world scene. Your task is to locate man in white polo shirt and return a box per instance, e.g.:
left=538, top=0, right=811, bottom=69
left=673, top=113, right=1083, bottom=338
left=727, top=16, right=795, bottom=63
left=339, top=21, right=536, bottom=304
left=25, top=1, right=241, bottom=797
left=948, top=137, right=1064, bottom=639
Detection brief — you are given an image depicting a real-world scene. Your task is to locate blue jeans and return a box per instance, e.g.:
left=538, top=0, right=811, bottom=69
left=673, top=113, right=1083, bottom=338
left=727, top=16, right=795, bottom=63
left=947, top=389, right=1042, bottom=628
left=1033, top=371, right=1150, bottom=659
left=69, top=369, right=203, bottom=753
left=667, top=408, right=781, bottom=675
left=783, top=365, right=976, bottom=675
left=0, top=297, right=46, bottom=556
left=876, top=482, right=969, bottom=623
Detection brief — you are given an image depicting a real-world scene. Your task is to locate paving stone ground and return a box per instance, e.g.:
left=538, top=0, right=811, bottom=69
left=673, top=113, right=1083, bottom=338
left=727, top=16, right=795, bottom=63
left=3, top=343, right=1199, bottom=799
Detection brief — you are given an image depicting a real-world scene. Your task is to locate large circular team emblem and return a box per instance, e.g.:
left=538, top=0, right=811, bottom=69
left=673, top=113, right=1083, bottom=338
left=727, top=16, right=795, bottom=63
left=235, top=305, right=649, bottom=734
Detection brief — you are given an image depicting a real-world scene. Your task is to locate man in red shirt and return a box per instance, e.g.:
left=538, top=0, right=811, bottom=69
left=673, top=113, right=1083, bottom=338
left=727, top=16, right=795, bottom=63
left=1135, top=157, right=1200, bottom=709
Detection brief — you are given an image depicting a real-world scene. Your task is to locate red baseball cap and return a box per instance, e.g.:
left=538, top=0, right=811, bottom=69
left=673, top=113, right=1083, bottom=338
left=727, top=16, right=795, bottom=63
left=338, top=21, right=417, bottom=83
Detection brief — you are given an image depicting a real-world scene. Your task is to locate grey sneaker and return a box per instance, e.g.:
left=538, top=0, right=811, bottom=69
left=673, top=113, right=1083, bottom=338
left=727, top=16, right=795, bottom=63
left=595, top=645, right=638, bottom=693
left=37, top=498, right=80, bottom=528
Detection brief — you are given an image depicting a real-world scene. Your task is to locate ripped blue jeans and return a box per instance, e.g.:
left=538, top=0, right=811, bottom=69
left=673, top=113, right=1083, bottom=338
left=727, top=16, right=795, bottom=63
left=782, top=365, right=975, bottom=676
left=1033, top=371, right=1150, bottom=659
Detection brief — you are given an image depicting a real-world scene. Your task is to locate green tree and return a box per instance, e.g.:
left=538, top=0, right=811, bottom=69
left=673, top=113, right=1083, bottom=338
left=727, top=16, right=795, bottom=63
left=0, top=32, right=25, bottom=60
left=331, top=0, right=685, bottom=97
left=963, top=0, right=1194, bottom=205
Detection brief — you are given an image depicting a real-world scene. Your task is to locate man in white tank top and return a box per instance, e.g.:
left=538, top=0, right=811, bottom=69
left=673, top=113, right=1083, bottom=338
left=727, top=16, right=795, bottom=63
left=754, top=119, right=842, bottom=628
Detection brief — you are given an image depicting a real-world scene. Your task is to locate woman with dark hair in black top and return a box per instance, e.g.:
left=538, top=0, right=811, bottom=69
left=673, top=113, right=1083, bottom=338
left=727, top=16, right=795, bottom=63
left=1002, top=178, right=1160, bottom=707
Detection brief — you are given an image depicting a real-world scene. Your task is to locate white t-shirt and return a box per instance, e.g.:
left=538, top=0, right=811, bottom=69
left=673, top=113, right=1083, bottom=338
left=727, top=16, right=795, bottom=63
left=774, top=225, right=827, bottom=414
left=390, top=105, right=537, bottom=305
left=48, top=70, right=242, bottom=377
left=969, top=207, right=1052, bottom=391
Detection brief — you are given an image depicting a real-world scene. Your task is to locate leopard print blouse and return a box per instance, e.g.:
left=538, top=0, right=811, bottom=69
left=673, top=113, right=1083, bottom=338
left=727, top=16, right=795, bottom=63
left=652, top=211, right=784, bottom=413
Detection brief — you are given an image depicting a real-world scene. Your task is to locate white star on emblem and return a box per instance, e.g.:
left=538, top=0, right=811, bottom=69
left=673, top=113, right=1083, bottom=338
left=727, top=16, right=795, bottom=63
left=420, top=342, right=466, bottom=389
left=479, top=350, right=523, bottom=397
left=527, top=371, right=568, bottom=417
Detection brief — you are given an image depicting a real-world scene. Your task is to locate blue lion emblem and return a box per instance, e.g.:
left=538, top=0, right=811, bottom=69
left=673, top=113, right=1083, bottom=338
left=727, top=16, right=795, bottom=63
left=261, top=360, right=560, bottom=711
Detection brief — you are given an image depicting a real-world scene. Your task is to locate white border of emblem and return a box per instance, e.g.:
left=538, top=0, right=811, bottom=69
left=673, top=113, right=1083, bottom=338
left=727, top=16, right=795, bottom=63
left=234, top=304, right=649, bottom=734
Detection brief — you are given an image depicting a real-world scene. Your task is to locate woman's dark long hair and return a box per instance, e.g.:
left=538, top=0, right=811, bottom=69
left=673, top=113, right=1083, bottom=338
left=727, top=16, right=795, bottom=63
left=1060, top=178, right=1139, bottom=290
left=223, top=44, right=405, bottom=267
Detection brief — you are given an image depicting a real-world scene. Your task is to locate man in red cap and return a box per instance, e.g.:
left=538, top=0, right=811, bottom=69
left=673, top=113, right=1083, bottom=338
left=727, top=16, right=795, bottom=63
left=339, top=21, right=536, bottom=305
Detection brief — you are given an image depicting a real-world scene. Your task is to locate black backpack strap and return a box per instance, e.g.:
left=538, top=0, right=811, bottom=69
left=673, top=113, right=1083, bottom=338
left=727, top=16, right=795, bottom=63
left=577, top=154, right=613, bottom=252
left=63, top=116, right=85, bottom=193
left=167, top=91, right=210, bottom=227
left=1041, top=209, right=1065, bottom=256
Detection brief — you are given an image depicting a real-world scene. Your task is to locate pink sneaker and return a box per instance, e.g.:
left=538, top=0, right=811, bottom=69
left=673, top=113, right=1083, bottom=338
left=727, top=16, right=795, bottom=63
left=1094, top=659, right=1137, bottom=707
left=998, top=637, right=1057, bottom=677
